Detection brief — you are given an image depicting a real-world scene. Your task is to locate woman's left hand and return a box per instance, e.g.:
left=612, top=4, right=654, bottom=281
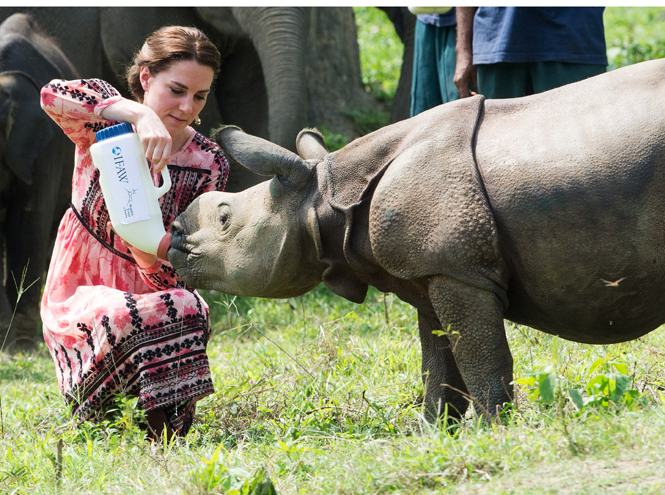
left=108, top=222, right=158, bottom=269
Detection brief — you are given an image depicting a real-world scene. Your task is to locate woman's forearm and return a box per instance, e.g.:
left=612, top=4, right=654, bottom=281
left=99, top=97, right=146, bottom=124
left=100, top=98, right=172, bottom=171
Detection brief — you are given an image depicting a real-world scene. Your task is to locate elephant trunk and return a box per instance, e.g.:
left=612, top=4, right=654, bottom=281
left=232, top=7, right=309, bottom=152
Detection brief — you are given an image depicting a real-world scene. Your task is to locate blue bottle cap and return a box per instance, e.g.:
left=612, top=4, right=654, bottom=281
left=95, top=122, right=134, bottom=142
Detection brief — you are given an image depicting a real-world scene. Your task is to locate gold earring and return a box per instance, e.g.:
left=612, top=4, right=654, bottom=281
left=194, top=116, right=201, bottom=126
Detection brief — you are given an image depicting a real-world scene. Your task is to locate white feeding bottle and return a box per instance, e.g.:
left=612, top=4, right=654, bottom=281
left=90, top=122, right=172, bottom=258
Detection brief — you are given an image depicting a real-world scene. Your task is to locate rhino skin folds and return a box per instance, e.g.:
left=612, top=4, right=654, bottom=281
left=169, top=59, right=665, bottom=422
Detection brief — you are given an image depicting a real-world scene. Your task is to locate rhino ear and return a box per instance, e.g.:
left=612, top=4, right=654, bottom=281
left=296, top=128, right=328, bottom=161
left=212, top=125, right=313, bottom=190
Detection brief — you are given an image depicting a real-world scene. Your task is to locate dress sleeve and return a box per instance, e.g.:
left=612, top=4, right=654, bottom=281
left=119, top=236, right=186, bottom=292
left=136, top=260, right=187, bottom=293
left=40, top=78, right=124, bottom=150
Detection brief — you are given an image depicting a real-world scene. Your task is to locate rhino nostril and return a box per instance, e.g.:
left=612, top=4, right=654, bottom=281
left=171, top=217, right=185, bottom=235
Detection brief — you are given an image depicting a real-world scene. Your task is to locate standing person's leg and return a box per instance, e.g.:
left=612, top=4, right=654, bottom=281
left=439, top=25, right=460, bottom=104
left=477, top=62, right=531, bottom=99
left=531, top=62, right=606, bottom=94
left=411, top=21, right=443, bottom=116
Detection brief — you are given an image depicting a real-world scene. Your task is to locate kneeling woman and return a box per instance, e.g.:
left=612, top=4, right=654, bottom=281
left=40, top=26, right=228, bottom=438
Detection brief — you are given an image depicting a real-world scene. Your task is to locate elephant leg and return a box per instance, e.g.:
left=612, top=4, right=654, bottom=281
left=214, top=40, right=267, bottom=192
left=428, top=275, right=513, bottom=419
left=0, top=225, right=15, bottom=351
left=216, top=37, right=269, bottom=141
left=418, top=309, right=469, bottom=422
left=5, top=195, right=47, bottom=352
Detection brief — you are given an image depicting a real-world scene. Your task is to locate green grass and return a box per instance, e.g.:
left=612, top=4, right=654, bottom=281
left=4, top=7, right=665, bottom=494
left=605, top=7, right=665, bottom=70
left=2, top=286, right=665, bottom=493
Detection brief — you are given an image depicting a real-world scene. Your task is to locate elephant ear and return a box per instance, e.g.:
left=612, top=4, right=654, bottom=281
left=0, top=72, right=53, bottom=185
left=296, top=128, right=328, bottom=161
left=213, top=125, right=313, bottom=190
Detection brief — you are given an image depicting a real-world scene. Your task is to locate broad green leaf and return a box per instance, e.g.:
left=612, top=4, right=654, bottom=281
left=514, top=377, right=536, bottom=387
left=538, top=372, right=558, bottom=403
left=587, top=375, right=610, bottom=394
left=608, top=361, right=628, bottom=375
left=611, top=373, right=631, bottom=402
left=568, top=388, right=584, bottom=410
left=588, top=356, right=608, bottom=376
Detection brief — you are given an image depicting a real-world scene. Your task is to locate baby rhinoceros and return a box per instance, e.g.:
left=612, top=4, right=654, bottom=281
left=168, top=58, right=665, bottom=422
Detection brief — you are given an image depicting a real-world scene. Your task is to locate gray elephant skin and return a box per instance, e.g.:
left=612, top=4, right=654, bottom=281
left=0, top=7, right=373, bottom=193
left=167, top=59, right=665, bottom=421
left=0, top=14, right=77, bottom=351
left=103, top=8, right=375, bottom=155
left=0, top=7, right=309, bottom=191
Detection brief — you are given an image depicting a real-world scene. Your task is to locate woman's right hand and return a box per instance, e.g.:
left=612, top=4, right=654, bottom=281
left=134, top=107, right=172, bottom=172
left=100, top=98, right=172, bottom=172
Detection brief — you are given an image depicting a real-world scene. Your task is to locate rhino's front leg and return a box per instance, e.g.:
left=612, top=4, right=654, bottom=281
left=428, top=275, right=513, bottom=418
left=418, top=310, right=470, bottom=422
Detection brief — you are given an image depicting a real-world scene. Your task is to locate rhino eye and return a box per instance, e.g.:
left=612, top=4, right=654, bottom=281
left=219, top=204, right=232, bottom=229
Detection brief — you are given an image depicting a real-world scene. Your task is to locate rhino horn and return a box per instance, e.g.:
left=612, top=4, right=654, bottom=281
left=296, top=128, right=328, bottom=161
left=213, top=125, right=313, bottom=190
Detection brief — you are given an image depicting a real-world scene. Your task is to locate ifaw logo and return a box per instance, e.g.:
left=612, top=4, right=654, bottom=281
left=112, top=147, right=122, bottom=156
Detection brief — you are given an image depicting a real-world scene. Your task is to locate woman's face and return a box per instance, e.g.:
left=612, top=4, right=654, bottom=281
left=140, top=59, right=215, bottom=139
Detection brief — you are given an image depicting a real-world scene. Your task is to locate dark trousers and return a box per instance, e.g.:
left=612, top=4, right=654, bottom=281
left=410, top=21, right=459, bottom=116
left=477, top=61, right=606, bottom=99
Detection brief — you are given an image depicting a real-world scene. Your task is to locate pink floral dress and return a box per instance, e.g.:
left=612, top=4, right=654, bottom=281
left=40, top=79, right=229, bottom=434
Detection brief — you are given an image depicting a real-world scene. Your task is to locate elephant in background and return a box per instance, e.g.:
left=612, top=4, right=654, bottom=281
left=0, top=7, right=379, bottom=189
left=0, top=13, right=77, bottom=351
left=0, top=7, right=306, bottom=191
left=101, top=7, right=377, bottom=178
left=99, top=6, right=309, bottom=191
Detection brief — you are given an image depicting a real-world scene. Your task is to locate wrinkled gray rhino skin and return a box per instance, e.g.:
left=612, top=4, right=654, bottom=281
left=168, top=59, right=665, bottom=420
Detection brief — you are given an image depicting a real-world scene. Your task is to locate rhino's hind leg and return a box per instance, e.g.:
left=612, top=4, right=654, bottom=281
left=418, top=310, right=470, bottom=422
left=428, top=275, right=513, bottom=419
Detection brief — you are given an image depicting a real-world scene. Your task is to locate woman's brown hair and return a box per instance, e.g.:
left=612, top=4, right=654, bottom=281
left=126, top=25, right=221, bottom=102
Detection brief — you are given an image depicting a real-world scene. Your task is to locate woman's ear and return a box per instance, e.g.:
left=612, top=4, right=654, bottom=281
left=139, top=66, right=151, bottom=92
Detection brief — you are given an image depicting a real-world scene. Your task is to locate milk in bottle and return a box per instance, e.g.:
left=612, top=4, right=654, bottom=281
left=90, top=123, right=171, bottom=256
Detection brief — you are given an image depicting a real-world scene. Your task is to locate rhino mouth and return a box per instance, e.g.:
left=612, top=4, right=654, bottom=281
left=167, top=233, right=193, bottom=271
left=169, top=230, right=189, bottom=252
